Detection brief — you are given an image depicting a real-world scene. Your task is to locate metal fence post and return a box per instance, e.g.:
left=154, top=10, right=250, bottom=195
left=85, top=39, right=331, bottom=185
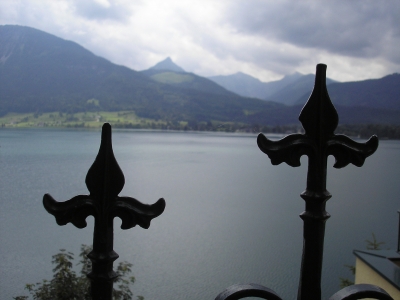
left=215, top=64, right=392, bottom=300
left=43, top=123, right=165, bottom=300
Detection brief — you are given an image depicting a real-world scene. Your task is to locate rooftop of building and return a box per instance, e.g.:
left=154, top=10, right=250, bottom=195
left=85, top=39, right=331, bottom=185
left=354, top=249, right=400, bottom=291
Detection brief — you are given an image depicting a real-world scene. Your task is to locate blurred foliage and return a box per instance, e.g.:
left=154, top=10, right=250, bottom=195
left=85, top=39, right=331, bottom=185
left=14, top=245, right=142, bottom=300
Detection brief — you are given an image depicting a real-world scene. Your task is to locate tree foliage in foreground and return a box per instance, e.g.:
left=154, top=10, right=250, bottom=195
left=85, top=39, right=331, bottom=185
left=14, top=245, right=143, bottom=300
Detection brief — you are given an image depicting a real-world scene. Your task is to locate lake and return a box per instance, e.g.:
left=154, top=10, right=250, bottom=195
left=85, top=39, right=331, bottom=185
left=0, top=128, right=399, bottom=300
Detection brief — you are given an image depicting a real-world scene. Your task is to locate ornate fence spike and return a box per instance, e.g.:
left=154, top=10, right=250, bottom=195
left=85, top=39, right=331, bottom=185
left=216, top=64, right=385, bottom=300
left=258, top=64, right=379, bottom=300
left=43, top=123, right=166, bottom=300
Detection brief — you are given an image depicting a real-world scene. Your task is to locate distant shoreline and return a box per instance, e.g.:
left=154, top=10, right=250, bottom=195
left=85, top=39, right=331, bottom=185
left=0, top=111, right=299, bottom=134
left=2, top=111, right=400, bottom=140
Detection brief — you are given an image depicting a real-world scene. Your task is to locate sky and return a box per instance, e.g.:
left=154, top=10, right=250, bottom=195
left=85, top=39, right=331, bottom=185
left=1, top=0, right=399, bottom=82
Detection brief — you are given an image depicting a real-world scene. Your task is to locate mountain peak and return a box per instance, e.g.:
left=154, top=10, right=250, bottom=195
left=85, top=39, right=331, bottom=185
left=233, top=72, right=259, bottom=80
left=149, top=57, right=185, bottom=73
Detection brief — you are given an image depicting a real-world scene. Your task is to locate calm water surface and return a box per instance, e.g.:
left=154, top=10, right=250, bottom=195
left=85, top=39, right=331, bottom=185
left=0, top=128, right=399, bottom=300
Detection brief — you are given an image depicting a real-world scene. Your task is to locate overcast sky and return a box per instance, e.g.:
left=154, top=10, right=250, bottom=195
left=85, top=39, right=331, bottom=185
left=1, top=0, right=399, bottom=82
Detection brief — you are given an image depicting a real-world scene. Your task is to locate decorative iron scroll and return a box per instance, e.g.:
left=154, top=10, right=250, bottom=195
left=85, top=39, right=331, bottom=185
left=215, top=64, right=392, bottom=300
left=43, top=123, right=166, bottom=300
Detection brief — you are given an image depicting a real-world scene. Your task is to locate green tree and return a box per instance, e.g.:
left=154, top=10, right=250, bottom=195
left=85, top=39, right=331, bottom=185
left=365, top=233, right=385, bottom=250
left=15, top=245, right=142, bottom=300
left=339, top=264, right=356, bottom=289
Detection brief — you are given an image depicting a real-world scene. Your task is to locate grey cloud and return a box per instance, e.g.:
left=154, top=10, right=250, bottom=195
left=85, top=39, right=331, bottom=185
left=174, top=9, right=309, bottom=75
left=224, top=1, right=400, bottom=63
left=71, top=0, right=133, bottom=22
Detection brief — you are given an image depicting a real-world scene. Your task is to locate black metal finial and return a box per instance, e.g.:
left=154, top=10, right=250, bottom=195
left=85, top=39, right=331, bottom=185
left=215, top=64, right=392, bottom=300
left=43, top=123, right=166, bottom=300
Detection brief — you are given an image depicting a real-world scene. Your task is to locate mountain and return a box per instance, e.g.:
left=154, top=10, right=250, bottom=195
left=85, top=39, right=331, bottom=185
left=208, top=72, right=275, bottom=99
left=1, top=25, right=400, bottom=126
left=0, top=25, right=288, bottom=125
left=0, top=25, right=158, bottom=113
left=297, top=74, right=400, bottom=111
left=267, top=74, right=337, bottom=105
left=141, top=59, right=235, bottom=96
left=209, top=68, right=399, bottom=111
left=208, top=71, right=336, bottom=104
left=148, top=57, right=185, bottom=73
left=261, top=72, right=305, bottom=99
left=295, top=73, right=400, bottom=111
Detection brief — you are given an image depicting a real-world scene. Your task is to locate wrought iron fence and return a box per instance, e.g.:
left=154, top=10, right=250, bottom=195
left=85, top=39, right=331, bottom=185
left=43, top=64, right=393, bottom=300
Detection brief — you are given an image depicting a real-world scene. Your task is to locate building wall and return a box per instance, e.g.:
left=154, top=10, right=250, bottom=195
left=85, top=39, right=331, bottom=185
left=355, top=257, right=400, bottom=299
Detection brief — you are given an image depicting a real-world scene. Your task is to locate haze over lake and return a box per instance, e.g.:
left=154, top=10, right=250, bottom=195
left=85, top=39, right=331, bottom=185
left=1, top=128, right=399, bottom=300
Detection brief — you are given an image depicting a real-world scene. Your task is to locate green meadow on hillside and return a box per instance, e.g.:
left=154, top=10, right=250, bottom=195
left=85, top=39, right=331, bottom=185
left=0, top=111, right=248, bottom=132
left=0, top=111, right=166, bottom=129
